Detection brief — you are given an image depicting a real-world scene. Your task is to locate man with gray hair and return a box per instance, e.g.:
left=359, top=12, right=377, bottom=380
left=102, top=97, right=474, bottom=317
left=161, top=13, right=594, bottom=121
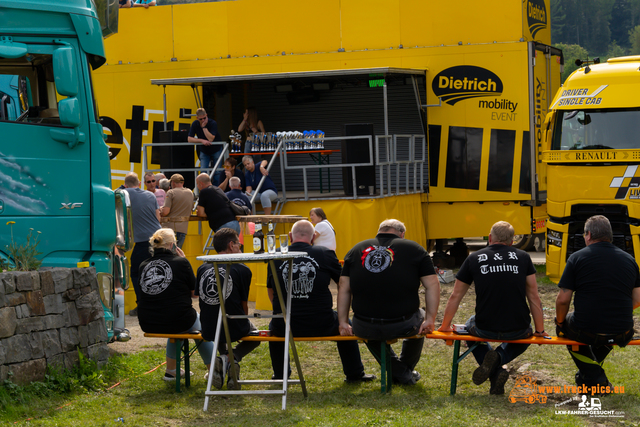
left=124, top=172, right=161, bottom=315
left=338, top=219, right=440, bottom=385
left=438, top=221, right=546, bottom=395
left=161, top=174, right=193, bottom=248
left=268, top=220, right=375, bottom=383
left=556, top=215, right=640, bottom=393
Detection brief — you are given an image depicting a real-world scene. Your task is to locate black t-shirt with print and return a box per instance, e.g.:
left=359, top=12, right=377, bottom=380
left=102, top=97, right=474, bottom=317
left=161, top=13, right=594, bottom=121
left=137, top=248, right=197, bottom=334
left=267, top=242, right=339, bottom=332
left=559, top=241, right=640, bottom=334
left=456, top=244, right=536, bottom=332
left=341, top=233, right=435, bottom=319
left=198, top=185, right=236, bottom=231
left=196, top=262, right=252, bottom=342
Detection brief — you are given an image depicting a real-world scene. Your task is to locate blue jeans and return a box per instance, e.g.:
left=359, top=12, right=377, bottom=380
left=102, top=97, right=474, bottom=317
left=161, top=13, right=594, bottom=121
left=176, top=232, right=186, bottom=249
left=199, top=149, right=222, bottom=173
left=216, top=220, right=240, bottom=234
left=465, top=315, right=532, bottom=367
left=166, top=313, right=214, bottom=366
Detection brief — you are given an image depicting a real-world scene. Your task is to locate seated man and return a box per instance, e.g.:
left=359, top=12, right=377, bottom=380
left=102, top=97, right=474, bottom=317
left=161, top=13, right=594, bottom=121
left=438, top=221, right=547, bottom=395
left=226, top=177, right=251, bottom=209
left=196, top=228, right=259, bottom=390
left=267, top=220, right=375, bottom=383
left=218, top=157, right=246, bottom=193
left=556, top=215, right=640, bottom=392
left=243, top=155, right=278, bottom=215
left=338, top=219, right=439, bottom=385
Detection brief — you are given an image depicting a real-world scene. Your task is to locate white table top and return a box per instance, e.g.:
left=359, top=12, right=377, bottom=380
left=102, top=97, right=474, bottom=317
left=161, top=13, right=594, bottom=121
left=197, top=251, right=308, bottom=263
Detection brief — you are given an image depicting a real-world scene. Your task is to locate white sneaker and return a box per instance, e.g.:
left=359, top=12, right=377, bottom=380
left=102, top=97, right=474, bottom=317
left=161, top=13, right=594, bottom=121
left=163, top=368, right=192, bottom=382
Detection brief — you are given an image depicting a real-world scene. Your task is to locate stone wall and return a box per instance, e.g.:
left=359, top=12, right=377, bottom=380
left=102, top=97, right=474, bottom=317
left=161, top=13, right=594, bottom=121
left=0, top=267, right=109, bottom=385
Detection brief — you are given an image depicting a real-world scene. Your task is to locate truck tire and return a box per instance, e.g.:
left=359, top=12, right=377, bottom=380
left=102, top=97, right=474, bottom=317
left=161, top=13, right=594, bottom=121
left=512, top=234, right=535, bottom=251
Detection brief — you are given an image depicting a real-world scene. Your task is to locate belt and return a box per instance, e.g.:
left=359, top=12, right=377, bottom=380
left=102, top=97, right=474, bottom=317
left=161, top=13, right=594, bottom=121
left=354, top=312, right=415, bottom=325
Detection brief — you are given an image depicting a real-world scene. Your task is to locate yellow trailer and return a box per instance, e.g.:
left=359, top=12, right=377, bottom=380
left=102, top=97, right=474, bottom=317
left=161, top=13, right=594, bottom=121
left=542, top=56, right=640, bottom=282
left=94, top=0, right=561, bottom=258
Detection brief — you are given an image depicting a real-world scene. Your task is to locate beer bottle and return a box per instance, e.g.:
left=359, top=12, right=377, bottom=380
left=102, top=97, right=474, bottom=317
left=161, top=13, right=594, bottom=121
left=267, top=220, right=276, bottom=254
left=253, top=220, right=265, bottom=254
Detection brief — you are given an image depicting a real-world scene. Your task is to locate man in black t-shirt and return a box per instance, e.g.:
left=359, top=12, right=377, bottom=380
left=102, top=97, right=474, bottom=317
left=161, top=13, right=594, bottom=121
left=267, top=220, right=375, bottom=383
left=195, top=173, right=240, bottom=234
left=196, top=228, right=259, bottom=390
left=556, top=215, right=640, bottom=392
left=338, top=219, right=440, bottom=385
left=439, top=221, right=547, bottom=395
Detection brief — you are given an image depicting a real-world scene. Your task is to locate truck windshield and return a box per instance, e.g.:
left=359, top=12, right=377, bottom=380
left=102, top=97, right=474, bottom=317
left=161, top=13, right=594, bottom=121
left=0, top=53, right=60, bottom=124
left=551, top=108, right=640, bottom=150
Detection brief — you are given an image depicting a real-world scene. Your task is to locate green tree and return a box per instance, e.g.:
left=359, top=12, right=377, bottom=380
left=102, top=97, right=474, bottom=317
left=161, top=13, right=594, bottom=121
left=554, top=43, right=589, bottom=82
left=551, top=0, right=566, bottom=44
left=611, top=0, right=634, bottom=49
left=629, top=24, right=640, bottom=53
left=604, top=41, right=627, bottom=60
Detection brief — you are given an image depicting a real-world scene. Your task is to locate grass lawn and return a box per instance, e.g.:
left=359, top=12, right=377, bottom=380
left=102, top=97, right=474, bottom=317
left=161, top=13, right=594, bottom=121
left=2, top=265, right=640, bottom=426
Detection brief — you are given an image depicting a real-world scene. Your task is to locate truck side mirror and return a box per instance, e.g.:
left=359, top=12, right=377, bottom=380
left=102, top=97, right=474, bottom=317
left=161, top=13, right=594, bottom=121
left=53, top=47, right=78, bottom=96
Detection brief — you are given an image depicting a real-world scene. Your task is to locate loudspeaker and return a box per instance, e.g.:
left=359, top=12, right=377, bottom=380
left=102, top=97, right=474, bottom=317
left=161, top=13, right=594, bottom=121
left=342, top=123, right=376, bottom=196
left=159, top=130, right=195, bottom=190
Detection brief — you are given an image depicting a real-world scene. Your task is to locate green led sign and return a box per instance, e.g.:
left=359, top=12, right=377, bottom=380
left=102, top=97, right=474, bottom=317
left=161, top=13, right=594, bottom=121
left=369, top=79, right=385, bottom=88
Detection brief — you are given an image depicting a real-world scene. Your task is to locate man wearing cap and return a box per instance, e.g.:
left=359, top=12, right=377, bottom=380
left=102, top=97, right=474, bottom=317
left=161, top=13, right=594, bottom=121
left=338, top=219, right=440, bottom=385
left=124, top=172, right=161, bottom=315
left=161, top=174, right=194, bottom=249
left=188, top=108, right=222, bottom=172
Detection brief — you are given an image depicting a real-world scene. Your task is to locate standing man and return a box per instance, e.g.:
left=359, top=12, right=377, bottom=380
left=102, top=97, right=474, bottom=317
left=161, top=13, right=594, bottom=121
left=188, top=108, right=222, bottom=172
left=338, top=219, right=440, bottom=385
left=124, top=172, right=161, bottom=316
left=438, top=221, right=547, bottom=395
left=144, top=171, right=165, bottom=208
left=161, top=174, right=194, bottom=249
left=268, top=220, right=375, bottom=383
left=196, top=228, right=259, bottom=390
left=242, top=155, right=277, bottom=215
left=555, top=215, right=640, bottom=392
left=195, top=173, right=240, bottom=234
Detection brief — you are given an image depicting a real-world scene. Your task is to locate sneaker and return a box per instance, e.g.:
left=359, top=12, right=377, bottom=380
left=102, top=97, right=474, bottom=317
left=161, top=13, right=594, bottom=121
left=227, top=360, right=241, bottom=390
left=489, top=368, right=509, bottom=395
left=128, top=307, right=138, bottom=316
left=345, top=373, right=377, bottom=383
left=163, top=368, right=192, bottom=381
left=394, top=370, right=421, bottom=385
left=473, top=350, right=500, bottom=385
left=210, top=355, right=227, bottom=389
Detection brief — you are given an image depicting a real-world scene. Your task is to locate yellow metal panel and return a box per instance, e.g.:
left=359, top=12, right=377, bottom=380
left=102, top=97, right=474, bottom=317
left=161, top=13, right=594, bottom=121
left=226, top=0, right=341, bottom=57
left=425, top=202, right=532, bottom=239
left=173, top=3, right=229, bottom=60
left=103, top=6, right=173, bottom=64
left=341, top=0, right=401, bottom=51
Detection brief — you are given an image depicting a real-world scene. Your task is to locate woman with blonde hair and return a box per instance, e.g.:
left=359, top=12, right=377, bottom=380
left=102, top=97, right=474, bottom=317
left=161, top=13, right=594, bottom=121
left=137, top=228, right=213, bottom=381
left=309, top=207, right=336, bottom=252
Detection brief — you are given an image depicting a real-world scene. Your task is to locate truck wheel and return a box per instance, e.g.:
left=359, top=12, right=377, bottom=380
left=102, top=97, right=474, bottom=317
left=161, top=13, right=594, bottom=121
left=533, top=233, right=546, bottom=252
left=509, top=396, right=516, bottom=403
left=513, top=234, right=535, bottom=251
left=528, top=395, right=535, bottom=404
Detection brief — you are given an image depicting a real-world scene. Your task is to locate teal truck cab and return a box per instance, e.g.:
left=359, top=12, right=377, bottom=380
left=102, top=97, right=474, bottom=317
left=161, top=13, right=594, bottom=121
left=0, top=0, right=132, bottom=341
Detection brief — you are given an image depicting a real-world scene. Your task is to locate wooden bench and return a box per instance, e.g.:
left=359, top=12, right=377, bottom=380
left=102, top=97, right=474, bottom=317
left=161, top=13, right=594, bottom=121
left=143, top=332, right=413, bottom=393
left=424, top=331, right=640, bottom=395
left=145, top=331, right=640, bottom=395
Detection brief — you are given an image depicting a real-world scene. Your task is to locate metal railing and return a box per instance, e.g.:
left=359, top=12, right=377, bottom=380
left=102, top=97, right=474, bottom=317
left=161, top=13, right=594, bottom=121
left=141, top=141, right=228, bottom=182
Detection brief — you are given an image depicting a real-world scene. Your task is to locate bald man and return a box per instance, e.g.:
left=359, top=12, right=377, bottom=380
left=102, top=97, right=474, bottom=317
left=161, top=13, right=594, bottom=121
left=267, top=220, right=375, bottom=383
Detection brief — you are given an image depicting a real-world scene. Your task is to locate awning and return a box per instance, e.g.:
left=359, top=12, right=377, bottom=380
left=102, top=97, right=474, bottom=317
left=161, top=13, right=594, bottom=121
left=150, top=67, right=426, bottom=86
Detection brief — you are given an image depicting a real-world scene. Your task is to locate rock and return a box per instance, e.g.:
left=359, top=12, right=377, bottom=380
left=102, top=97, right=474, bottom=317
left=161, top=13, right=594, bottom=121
left=4, top=334, right=32, bottom=364
left=76, top=291, right=100, bottom=310
left=64, top=350, right=79, bottom=371
left=87, top=343, right=109, bottom=366
left=25, top=290, right=45, bottom=315
left=15, top=317, right=44, bottom=334
left=72, top=268, right=94, bottom=289
left=41, top=314, right=65, bottom=329
left=0, top=307, right=17, bottom=338
left=41, top=330, right=62, bottom=358
left=39, top=270, right=55, bottom=296
left=80, top=285, right=92, bottom=295
left=43, top=294, right=64, bottom=314
left=51, top=268, right=72, bottom=293
left=78, top=325, right=89, bottom=348
left=63, top=302, right=81, bottom=327
left=6, top=292, right=26, bottom=306
left=47, top=353, right=65, bottom=370
left=0, top=338, right=6, bottom=365
left=0, top=278, right=5, bottom=308
left=28, top=332, right=44, bottom=359
left=63, top=288, right=81, bottom=301
left=87, top=319, right=108, bottom=345
left=59, top=327, right=80, bottom=352
left=16, top=304, right=30, bottom=318
left=0, top=273, right=16, bottom=294
left=15, top=271, right=40, bottom=291
left=5, top=358, right=47, bottom=385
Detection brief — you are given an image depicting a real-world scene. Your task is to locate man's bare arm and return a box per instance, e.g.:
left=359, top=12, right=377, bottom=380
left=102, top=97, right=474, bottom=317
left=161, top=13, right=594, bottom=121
left=525, top=274, right=548, bottom=336
left=337, top=276, right=354, bottom=336
left=196, top=205, right=207, bottom=218
left=419, top=274, right=440, bottom=334
left=555, top=287, right=574, bottom=324
left=438, top=279, right=469, bottom=332
left=632, top=287, right=640, bottom=310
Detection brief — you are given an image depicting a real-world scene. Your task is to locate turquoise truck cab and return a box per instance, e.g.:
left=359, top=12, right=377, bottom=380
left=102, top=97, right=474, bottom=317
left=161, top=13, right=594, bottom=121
left=0, top=0, right=132, bottom=341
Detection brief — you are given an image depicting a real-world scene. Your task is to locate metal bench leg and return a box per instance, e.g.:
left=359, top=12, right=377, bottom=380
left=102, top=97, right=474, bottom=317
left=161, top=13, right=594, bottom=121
left=380, top=341, right=392, bottom=393
left=450, top=341, right=480, bottom=395
left=184, top=339, right=191, bottom=389
left=175, top=339, right=181, bottom=393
